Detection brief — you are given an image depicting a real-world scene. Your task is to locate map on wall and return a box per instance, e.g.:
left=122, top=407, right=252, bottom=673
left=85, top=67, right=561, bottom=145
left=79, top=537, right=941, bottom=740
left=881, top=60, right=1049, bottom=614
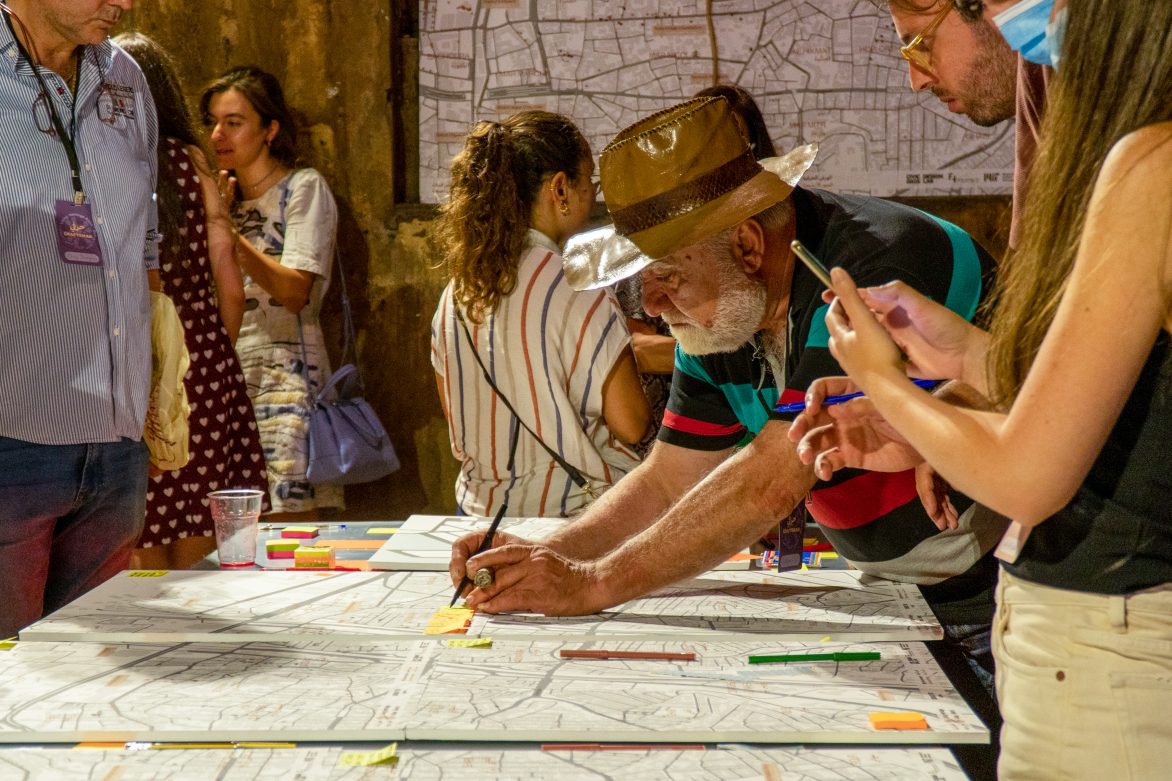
left=418, top=0, right=1015, bottom=203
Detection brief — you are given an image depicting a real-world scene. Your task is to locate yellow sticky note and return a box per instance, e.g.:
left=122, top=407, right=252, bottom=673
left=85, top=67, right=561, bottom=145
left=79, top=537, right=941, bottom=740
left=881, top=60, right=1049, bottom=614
left=0, top=637, right=16, bottom=651
left=424, top=605, right=474, bottom=635
left=446, top=637, right=493, bottom=649
left=366, top=527, right=399, bottom=534
left=339, top=742, right=398, bottom=767
left=129, top=570, right=168, bottom=577
left=869, top=711, right=929, bottom=730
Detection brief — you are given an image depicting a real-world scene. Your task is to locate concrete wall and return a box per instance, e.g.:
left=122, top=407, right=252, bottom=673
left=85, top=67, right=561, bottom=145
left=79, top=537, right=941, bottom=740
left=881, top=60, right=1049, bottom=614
left=121, top=3, right=1010, bottom=521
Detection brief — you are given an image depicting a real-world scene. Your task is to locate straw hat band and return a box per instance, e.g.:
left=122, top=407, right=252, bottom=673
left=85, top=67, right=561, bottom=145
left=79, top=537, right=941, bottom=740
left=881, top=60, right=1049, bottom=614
left=609, top=149, right=760, bottom=237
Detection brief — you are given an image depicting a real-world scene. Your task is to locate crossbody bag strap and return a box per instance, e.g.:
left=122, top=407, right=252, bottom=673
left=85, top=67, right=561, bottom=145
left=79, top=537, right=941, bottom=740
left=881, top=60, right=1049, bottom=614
left=453, top=303, right=592, bottom=492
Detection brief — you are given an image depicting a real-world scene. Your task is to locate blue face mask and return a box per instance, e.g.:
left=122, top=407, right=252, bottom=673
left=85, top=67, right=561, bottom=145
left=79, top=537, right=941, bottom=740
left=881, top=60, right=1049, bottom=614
left=993, top=0, right=1056, bottom=67
left=1046, top=7, right=1068, bottom=69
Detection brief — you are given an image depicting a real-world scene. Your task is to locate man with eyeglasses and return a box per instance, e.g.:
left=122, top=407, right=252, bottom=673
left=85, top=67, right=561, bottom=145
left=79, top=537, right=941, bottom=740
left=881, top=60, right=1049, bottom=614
left=879, top=1, right=1018, bottom=127
left=876, top=1, right=1059, bottom=251
left=0, top=0, right=159, bottom=638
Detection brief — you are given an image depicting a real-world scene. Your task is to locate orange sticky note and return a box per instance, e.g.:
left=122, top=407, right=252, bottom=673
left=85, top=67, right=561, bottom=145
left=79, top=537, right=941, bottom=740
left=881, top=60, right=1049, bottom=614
left=869, top=711, right=929, bottom=730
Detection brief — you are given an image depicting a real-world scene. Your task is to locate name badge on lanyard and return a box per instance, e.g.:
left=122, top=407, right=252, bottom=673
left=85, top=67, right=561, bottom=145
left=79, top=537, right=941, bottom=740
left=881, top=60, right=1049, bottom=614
left=55, top=199, right=105, bottom=266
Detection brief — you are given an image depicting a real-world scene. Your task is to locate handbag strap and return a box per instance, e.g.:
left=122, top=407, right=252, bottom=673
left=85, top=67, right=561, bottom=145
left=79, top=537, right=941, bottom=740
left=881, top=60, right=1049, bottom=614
left=274, top=174, right=360, bottom=402
left=453, top=303, right=591, bottom=491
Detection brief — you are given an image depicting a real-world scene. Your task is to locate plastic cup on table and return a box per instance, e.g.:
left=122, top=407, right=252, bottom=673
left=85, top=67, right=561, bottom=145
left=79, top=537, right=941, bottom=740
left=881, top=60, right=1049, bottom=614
left=207, top=489, right=264, bottom=568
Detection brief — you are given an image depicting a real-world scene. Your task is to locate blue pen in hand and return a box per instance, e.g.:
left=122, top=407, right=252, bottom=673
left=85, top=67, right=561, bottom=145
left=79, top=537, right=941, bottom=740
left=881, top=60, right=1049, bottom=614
left=775, top=378, right=940, bottom=414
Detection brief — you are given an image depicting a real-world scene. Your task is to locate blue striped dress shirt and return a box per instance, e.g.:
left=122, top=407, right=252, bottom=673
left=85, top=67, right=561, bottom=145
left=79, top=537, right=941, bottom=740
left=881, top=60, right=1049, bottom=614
left=0, top=20, right=159, bottom=445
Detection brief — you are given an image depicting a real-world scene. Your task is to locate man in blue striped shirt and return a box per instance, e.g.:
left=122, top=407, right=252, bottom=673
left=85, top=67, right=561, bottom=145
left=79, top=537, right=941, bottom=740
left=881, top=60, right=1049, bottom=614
left=0, top=0, right=159, bottom=637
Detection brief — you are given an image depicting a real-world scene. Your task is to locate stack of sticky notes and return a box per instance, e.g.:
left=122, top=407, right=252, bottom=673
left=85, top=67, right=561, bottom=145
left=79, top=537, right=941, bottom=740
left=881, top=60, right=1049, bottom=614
left=293, top=546, right=335, bottom=569
left=424, top=606, right=474, bottom=635
left=281, top=525, right=319, bottom=540
left=265, top=539, right=300, bottom=559
left=868, top=711, right=929, bottom=730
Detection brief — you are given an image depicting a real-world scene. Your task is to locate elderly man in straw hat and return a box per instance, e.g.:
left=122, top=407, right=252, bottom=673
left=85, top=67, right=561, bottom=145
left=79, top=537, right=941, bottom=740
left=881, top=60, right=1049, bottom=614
left=450, top=95, right=1007, bottom=684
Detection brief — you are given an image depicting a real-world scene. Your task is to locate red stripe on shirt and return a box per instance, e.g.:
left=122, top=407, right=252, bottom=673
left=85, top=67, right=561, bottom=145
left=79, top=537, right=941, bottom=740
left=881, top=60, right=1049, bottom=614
left=661, top=409, right=745, bottom=438
left=568, top=289, right=605, bottom=383
left=521, top=251, right=554, bottom=439
left=806, top=469, right=918, bottom=529
left=778, top=388, right=805, bottom=406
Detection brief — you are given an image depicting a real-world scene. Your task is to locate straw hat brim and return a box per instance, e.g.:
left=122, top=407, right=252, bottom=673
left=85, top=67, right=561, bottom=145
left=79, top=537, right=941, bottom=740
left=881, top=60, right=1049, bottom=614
left=564, top=144, right=818, bottom=291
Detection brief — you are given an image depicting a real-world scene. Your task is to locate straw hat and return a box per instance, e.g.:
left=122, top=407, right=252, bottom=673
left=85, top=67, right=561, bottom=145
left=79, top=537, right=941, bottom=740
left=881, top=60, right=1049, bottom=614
left=564, top=97, right=817, bottom=290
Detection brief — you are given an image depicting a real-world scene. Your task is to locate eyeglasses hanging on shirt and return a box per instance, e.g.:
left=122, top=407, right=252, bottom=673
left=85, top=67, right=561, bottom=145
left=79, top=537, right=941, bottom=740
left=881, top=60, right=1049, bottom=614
left=2, top=4, right=109, bottom=268
left=3, top=3, right=110, bottom=205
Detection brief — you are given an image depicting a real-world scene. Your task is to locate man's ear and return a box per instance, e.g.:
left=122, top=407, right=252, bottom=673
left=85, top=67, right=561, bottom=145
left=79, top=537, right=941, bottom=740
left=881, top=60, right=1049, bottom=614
left=732, top=219, right=767, bottom=276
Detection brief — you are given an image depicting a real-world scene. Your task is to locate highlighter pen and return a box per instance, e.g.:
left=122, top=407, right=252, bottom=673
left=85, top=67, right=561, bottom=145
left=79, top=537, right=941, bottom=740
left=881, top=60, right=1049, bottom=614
left=775, top=378, right=939, bottom=414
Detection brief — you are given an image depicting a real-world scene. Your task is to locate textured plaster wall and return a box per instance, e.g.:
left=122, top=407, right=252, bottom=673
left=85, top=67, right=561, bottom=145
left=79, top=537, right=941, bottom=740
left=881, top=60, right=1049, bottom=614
left=122, top=1, right=458, bottom=518
left=119, top=3, right=1009, bottom=521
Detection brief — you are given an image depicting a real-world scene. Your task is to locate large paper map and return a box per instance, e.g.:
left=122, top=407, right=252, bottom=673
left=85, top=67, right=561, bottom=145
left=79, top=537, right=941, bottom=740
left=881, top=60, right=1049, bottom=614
left=470, top=569, right=943, bottom=641
left=20, top=569, right=939, bottom=643
left=19, top=570, right=453, bottom=643
left=419, top=0, right=1015, bottom=201
left=0, top=745, right=968, bottom=780
left=0, top=638, right=985, bottom=744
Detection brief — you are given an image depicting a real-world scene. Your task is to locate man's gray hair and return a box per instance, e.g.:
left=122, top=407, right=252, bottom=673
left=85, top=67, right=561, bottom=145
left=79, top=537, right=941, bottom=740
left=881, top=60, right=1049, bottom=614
left=698, top=199, right=794, bottom=259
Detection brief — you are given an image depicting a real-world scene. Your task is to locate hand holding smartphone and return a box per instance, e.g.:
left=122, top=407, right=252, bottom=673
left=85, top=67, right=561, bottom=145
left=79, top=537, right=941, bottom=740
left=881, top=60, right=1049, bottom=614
left=790, top=239, right=833, bottom=288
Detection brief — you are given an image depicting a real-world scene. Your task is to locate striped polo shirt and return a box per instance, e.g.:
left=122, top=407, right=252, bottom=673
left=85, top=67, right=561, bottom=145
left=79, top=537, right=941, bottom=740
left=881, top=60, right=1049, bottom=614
left=0, top=18, right=159, bottom=445
left=661, top=188, right=1006, bottom=619
left=432, top=230, right=641, bottom=518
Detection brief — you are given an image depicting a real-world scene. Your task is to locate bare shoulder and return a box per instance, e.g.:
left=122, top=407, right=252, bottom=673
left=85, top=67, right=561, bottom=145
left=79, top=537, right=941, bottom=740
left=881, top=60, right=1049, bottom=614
left=1100, top=122, right=1172, bottom=189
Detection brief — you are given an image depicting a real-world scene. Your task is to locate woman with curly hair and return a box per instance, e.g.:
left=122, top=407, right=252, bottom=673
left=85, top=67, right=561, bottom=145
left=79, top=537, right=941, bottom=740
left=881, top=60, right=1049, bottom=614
left=431, top=111, right=650, bottom=518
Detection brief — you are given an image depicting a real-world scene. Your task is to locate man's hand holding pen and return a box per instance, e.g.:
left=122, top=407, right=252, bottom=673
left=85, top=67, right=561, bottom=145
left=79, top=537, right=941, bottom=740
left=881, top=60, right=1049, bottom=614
left=449, top=532, right=610, bottom=616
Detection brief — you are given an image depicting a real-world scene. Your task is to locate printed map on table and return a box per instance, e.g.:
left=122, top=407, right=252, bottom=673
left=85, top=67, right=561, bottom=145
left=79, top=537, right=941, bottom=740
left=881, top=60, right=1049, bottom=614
left=369, top=515, right=755, bottom=572
left=0, top=638, right=985, bottom=744
left=0, top=639, right=417, bottom=742
left=21, top=568, right=939, bottom=644
left=368, top=515, right=567, bottom=571
left=19, top=570, right=460, bottom=643
left=0, top=744, right=969, bottom=780
left=419, top=0, right=1014, bottom=202
left=470, top=569, right=943, bottom=642
left=393, top=638, right=987, bottom=744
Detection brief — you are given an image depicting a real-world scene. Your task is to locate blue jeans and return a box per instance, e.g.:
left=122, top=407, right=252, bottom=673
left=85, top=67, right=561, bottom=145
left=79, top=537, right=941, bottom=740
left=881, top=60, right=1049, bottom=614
left=943, top=620, right=996, bottom=697
left=0, top=436, right=148, bottom=637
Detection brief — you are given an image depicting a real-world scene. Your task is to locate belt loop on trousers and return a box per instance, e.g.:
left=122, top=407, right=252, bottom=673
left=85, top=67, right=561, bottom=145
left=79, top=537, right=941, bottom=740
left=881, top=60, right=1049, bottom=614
left=1108, top=595, right=1127, bottom=632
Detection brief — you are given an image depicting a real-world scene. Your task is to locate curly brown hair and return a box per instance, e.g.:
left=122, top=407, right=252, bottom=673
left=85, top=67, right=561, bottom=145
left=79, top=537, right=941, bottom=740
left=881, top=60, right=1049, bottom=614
left=433, top=111, right=590, bottom=323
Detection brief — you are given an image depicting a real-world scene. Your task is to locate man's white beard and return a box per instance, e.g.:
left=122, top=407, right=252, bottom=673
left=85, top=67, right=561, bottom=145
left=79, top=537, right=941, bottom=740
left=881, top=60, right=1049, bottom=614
left=668, top=256, right=767, bottom=356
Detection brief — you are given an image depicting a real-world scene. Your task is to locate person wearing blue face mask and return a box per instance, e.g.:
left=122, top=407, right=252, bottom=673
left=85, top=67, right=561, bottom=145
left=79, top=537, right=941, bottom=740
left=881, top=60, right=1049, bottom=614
left=792, top=0, right=1172, bottom=777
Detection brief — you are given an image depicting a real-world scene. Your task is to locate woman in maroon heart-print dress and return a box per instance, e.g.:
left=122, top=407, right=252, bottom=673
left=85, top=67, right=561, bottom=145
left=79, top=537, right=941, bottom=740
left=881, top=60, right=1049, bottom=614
left=116, top=34, right=268, bottom=568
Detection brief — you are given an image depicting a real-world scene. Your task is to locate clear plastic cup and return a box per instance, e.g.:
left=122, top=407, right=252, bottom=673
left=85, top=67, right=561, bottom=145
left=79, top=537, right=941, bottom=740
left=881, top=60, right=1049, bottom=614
left=207, top=489, right=264, bottom=568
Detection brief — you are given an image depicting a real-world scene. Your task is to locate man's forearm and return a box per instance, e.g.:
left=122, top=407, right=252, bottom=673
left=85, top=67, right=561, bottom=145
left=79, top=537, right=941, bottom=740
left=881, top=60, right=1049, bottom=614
left=593, top=424, right=815, bottom=607
left=543, top=461, right=682, bottom=560
left=542, top=442, right=725, bottom=560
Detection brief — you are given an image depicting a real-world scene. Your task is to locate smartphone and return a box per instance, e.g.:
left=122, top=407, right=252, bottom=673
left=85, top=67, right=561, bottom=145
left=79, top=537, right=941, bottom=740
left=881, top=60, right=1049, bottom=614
left=790, top=239, right=833, bottom=288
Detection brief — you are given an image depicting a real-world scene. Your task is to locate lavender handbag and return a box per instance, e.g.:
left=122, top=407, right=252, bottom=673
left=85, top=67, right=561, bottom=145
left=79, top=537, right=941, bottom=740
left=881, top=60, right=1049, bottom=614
left=296, top=253, right=399, bottom=486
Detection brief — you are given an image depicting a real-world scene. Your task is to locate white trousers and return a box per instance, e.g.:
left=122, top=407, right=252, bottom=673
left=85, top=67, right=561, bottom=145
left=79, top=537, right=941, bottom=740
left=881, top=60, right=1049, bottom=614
left=993, top=569, right=1172, bottom=780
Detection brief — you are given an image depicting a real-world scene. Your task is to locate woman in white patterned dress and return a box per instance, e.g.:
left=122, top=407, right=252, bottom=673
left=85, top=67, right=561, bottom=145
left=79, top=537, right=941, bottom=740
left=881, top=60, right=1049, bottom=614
left=201, top=66, right=343, bottom=517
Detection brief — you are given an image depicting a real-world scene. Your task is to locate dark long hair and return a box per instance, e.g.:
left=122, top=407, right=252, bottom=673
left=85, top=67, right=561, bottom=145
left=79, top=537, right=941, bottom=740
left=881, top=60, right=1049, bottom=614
left=695, top=84, right=776, bottom=159
left=199, top=65, right=298, bottom=168
left=114, top=32, right=204, bottom=256
left=432, top=111, right=590, bottom=322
